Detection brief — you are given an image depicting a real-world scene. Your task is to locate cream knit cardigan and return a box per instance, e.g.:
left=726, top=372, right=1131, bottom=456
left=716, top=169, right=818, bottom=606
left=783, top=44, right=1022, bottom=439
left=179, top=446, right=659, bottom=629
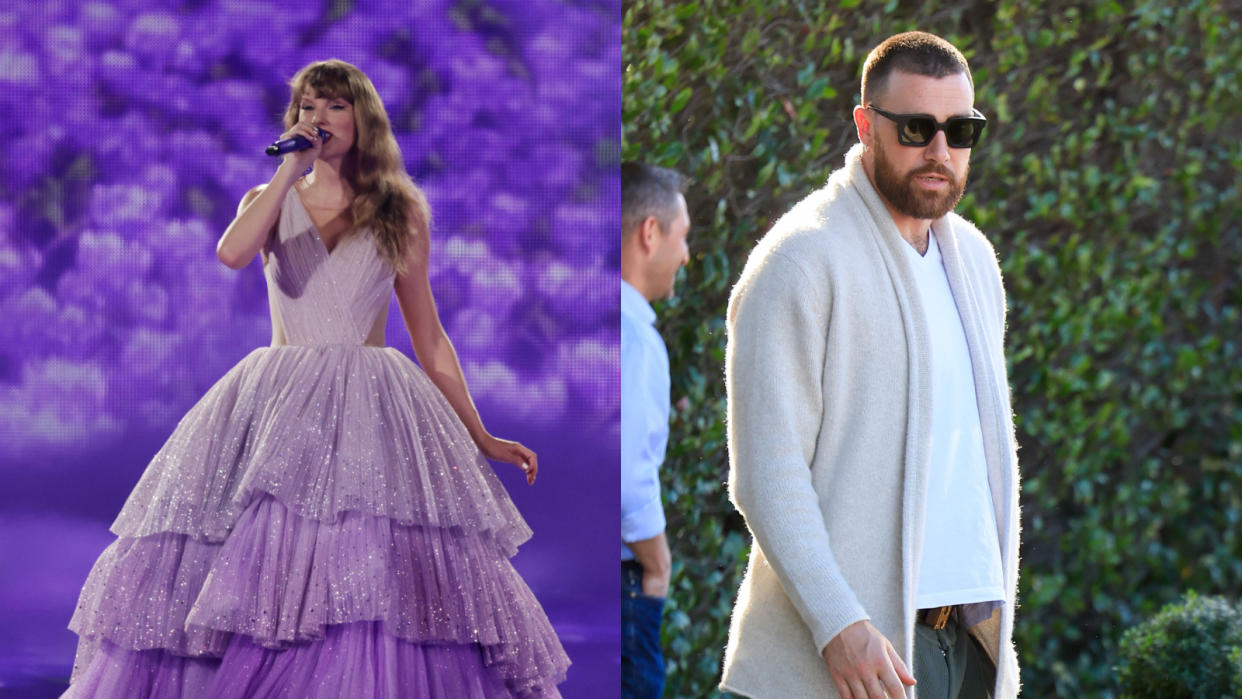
left=720, top=144, right=1020, bottom=699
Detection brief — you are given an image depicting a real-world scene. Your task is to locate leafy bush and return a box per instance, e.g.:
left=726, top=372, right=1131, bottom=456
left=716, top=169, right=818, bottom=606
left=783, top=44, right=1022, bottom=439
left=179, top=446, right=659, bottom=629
left=1117, top=593, right=1242, bottom=698
left=623, top=0, right=1242, bottom=696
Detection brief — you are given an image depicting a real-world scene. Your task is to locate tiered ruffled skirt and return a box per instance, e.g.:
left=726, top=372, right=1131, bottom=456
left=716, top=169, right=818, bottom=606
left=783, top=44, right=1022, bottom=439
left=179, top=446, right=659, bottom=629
left=65, top=346, right=569, bottom=698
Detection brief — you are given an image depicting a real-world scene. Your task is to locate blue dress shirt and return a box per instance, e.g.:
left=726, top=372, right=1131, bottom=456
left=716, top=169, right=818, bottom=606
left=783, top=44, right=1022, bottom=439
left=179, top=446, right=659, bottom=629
left=620, top=280, right=670, bottom=560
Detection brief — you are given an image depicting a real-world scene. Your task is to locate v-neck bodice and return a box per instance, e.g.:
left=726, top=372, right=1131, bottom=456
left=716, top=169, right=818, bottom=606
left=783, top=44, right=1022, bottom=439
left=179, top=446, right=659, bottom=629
left=292, top=187, right=353, bottom=255
left=263, top=187, right=395, bottom=345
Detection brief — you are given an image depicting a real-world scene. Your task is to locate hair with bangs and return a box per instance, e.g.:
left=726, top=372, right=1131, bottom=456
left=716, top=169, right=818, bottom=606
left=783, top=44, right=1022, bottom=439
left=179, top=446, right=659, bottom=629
left=284, top=59, right=429, bottom=271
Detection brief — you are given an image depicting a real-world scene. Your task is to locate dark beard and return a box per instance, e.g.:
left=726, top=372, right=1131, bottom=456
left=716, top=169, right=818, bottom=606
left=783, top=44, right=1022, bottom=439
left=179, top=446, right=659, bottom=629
left=871, top=138, right=967, bottom=220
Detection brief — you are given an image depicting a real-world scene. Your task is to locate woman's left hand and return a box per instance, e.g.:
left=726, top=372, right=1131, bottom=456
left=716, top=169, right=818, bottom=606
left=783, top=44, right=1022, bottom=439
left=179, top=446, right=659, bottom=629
left=479, top=435, right=538, bottom=485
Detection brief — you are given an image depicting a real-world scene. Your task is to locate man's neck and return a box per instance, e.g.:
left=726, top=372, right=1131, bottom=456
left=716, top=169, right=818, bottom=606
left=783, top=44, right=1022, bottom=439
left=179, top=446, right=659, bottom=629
left=884, top=203, right=932, bottom=256
left=621, top=272, right=655, bottom=304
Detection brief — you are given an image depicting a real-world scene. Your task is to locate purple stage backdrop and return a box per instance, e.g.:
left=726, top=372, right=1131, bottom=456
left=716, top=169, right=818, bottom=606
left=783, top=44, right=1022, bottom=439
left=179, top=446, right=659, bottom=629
left=0, top=1, right=620, bottom=697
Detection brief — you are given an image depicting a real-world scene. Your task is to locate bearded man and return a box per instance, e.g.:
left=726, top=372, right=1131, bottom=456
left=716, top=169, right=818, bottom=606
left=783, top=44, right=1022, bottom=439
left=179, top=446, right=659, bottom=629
left=720, top=32, right=1021, bottom=699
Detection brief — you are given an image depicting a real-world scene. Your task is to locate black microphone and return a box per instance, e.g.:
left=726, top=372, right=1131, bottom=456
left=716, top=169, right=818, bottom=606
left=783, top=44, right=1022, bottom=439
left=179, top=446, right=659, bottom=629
left=265, top=128, right=328, bottom=156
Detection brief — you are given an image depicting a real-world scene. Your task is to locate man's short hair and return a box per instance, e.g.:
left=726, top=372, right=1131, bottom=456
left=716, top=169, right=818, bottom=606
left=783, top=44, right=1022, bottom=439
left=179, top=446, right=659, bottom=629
left=861, top=31, right=972, bottom=106
left=622, top=162, right=689, bottom=241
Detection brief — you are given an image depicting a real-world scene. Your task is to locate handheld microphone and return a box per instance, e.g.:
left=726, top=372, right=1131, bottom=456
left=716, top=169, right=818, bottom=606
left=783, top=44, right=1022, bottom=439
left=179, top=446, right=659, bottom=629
left=265, top=128, right=328, bottom=156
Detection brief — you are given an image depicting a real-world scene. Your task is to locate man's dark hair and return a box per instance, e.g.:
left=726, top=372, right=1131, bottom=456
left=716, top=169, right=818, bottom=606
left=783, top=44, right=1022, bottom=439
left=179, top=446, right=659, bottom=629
left=622, top=162, right=689, bottom=241
left=861, top=31, right=972, bottom=106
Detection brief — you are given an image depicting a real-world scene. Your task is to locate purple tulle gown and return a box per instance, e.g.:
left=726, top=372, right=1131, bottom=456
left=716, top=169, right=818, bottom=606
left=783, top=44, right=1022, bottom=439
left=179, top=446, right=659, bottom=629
left=63, top=188, right=570, bottom=698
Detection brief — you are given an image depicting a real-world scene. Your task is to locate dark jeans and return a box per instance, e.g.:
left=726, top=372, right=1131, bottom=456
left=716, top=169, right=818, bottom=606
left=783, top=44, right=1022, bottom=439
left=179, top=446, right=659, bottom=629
left=913, top=611, right=996, bottom=699
left=621, top=561, right=665, bottom=699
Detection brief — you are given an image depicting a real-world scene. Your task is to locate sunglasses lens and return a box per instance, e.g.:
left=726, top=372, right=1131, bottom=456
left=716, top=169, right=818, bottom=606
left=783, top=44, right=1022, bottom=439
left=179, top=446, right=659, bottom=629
left=901, top=117, right=936, bottom=146
left=946, top=120, right=979, bottom=147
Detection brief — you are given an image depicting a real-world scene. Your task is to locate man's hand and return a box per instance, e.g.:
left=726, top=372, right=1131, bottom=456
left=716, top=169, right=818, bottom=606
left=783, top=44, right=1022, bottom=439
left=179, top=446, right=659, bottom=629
left=822, top=620, right=916, bottom=698
left=624, top=532, right=671, bottom=597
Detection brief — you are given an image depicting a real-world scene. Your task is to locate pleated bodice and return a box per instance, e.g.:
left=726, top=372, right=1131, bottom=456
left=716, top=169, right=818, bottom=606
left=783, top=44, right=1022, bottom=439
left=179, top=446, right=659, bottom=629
left=264, top=187, right=394, bottom=346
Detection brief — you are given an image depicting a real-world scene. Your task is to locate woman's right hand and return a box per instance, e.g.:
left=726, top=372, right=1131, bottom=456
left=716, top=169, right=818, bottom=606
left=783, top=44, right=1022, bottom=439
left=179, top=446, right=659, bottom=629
left=278, top=121, right=323, bottom=173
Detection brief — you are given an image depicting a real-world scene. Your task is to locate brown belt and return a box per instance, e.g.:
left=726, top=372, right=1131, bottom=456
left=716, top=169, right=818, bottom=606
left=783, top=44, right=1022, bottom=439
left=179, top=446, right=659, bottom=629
left=917, top=605, right=956, bottom=630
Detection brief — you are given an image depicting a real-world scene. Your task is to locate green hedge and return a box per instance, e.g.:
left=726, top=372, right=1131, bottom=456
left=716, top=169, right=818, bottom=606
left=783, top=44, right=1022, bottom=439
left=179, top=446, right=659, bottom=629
left=622, top=1, right=1242, bottom=696
left=1117, top=592, right=1242, bottom=698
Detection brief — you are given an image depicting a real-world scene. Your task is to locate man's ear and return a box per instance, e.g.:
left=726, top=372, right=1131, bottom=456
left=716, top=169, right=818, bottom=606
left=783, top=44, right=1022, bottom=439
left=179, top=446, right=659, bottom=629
left=853, top=105, right=873, bottom=150
left=638, top=215, right=663, bottom=254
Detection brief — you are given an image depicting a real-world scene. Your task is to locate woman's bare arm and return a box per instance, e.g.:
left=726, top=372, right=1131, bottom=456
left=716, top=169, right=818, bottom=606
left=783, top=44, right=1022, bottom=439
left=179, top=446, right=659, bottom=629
left=394, top=225, right=538, bottom=483
left=216, top=123, right=321, bottom=269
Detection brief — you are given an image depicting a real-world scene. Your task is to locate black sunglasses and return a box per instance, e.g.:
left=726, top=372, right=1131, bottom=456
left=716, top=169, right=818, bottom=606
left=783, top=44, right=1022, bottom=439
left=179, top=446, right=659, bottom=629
left=867, top=106, right=987, bottom=148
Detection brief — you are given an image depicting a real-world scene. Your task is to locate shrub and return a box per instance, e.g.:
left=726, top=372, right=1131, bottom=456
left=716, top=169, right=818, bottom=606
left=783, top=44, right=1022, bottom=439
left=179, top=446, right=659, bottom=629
left=1117, top=593, right=1242, bottom=698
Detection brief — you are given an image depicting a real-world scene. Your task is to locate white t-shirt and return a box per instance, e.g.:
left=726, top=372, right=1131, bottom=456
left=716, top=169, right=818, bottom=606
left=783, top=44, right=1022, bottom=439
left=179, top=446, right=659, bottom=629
left=905, top=230, right=1006, bottom=609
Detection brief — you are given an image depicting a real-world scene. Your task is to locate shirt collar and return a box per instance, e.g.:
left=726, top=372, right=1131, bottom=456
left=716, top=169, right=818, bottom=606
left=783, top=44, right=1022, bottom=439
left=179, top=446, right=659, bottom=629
left=621, top=280, right=657, bottom=326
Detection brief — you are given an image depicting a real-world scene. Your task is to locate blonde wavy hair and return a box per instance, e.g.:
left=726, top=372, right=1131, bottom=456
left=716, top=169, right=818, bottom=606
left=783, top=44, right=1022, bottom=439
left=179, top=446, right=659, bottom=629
left=283, top=59, right=429, bottom=271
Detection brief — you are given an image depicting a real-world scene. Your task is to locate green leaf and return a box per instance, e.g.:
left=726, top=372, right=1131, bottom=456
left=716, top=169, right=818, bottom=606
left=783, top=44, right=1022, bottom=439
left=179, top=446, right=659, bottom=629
left=670, top=87, right=693, bottom=113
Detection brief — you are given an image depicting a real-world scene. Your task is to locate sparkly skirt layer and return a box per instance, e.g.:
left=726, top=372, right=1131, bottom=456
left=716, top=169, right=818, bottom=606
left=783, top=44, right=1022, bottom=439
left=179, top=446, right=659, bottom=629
left=65, top=345, right=569, bottom=698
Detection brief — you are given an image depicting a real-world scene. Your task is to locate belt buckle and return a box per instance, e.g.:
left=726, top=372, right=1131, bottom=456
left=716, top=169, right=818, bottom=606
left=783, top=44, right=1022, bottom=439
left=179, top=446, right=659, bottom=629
left=932, top=606, right=952, bottom=630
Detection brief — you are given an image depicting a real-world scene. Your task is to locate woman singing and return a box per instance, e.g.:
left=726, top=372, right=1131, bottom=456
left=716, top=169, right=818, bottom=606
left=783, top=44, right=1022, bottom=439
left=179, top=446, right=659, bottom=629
left=63, top=59, right=570, bottom=698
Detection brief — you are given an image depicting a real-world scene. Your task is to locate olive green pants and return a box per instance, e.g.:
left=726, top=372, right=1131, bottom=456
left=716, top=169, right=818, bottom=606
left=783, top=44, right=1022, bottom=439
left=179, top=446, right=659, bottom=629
left=912, top=616, right=996, bottom=699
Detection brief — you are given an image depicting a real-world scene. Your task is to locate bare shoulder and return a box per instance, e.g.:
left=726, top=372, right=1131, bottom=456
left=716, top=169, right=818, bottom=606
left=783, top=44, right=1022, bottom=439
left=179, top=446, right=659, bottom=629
left=238, top=183, right=279, bottom=263
left=407, top=199, right=431, bottom=253
left=390, top=227, right=428, bottom=289
left=397, top=228, right=430, bottom=278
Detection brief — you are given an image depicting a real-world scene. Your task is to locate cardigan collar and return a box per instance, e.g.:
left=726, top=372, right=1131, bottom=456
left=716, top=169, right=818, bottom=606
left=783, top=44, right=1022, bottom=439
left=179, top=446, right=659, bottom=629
left=838, top=140, right=1020, bottom=617
left=838, top=143, right=981, bottom=357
